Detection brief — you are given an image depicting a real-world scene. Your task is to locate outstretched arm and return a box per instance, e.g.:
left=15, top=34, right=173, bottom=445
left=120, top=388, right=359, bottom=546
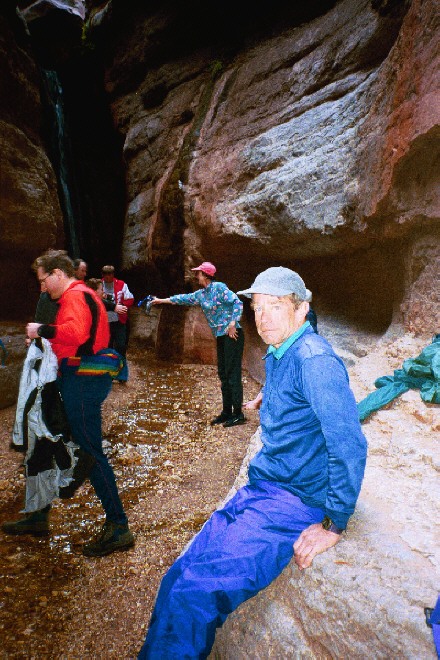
left=151, top=298, right=175, bottom=305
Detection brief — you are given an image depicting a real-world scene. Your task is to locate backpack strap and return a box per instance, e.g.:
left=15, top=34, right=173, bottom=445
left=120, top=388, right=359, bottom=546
left=76, top=292, right=99, bottom=357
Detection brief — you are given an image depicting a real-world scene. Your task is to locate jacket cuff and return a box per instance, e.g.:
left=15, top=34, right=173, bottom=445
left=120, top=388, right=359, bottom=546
left=325, top=508, right=349, bottom=531
left=37, top=324, right=56, bottom=339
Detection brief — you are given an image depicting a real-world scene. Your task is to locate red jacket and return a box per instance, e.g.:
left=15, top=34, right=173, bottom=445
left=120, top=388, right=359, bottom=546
left=49, top=281, right=110, bottom=362
left=102, top=278, right=134, bottom=324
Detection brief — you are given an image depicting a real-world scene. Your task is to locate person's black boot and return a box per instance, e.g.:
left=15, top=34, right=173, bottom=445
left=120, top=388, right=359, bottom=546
left=82, top=521, right=135, bottom=557
left=223, top=411, right=246, bottom=427
left=210, top=410, right=233, bottom=426
left=2, top=505, right=50, bottom=536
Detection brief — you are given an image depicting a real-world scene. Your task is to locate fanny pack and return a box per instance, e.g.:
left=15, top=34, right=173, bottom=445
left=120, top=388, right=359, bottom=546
left=66, top=349, right=124, bottom=377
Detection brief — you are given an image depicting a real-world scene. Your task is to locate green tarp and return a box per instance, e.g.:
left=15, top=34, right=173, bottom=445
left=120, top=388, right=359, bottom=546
left=357, top=336, right=440, bottom=422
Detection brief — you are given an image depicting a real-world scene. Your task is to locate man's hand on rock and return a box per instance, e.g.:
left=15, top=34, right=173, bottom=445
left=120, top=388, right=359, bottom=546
left=293, top=522, right=341, bottom=571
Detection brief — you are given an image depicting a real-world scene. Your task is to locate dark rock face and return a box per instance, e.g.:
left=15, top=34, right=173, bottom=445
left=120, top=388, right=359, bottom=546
left=0, top=325, right=27, bottom=409
left=87, top=0, right=438, bottom=367
left=0, top=11, right=64, bottom=322
left=1, top=1, right=437, bottom=345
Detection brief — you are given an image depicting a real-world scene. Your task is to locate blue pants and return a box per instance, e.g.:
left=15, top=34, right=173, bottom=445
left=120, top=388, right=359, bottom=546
left=58, top=363, right=128, bottom=525
left=138, top=481, right=324, bottom=659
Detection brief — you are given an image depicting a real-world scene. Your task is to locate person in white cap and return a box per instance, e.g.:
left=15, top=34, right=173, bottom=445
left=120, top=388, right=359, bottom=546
left=138, top=266, right=367, bottom=660
left=151, top=261, right=246, bottom=427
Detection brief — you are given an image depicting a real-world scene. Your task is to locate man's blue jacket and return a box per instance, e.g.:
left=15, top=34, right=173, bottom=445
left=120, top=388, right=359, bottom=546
left=248, top=325, right=367, bottom=530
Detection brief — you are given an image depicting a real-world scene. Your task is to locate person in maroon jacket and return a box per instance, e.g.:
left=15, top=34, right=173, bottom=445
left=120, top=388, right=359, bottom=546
left=25, top=250, right=134, bottom=557
left=101, top=264, right=134, bottom=383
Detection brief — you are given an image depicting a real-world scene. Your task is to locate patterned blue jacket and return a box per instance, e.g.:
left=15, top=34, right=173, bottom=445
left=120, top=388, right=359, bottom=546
left=170, top=281, right=243, bottom=338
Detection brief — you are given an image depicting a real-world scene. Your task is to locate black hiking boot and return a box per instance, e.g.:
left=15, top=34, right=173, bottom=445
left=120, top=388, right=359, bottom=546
left=2, top=506, right=50, bottom=537
left=223, top=412, right=246, bottom=427
left=82, top=521, right=135, bottom=557
left=210, top=411, right=233, bottom=426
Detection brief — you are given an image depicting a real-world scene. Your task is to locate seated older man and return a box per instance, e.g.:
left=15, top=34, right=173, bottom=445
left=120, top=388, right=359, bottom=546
left=138, top=266, right=367, bottom=660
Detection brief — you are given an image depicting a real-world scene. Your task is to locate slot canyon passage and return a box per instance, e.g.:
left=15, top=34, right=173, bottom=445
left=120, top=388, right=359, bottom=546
left=0, top=0, right=439, bottom=658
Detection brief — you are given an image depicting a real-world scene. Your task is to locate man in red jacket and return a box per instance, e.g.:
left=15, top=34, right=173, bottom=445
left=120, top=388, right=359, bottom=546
left=25, top=250, right=134, bottom=557
left=101, top=264, right=134, bottom=383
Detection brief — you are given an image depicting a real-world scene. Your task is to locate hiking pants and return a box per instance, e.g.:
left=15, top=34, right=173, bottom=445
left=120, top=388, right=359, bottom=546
left=138, top=480, right=324, bottom=659
left=216, top=328, right=244, bottom=413
left=58, top=362, right=128, bottom=525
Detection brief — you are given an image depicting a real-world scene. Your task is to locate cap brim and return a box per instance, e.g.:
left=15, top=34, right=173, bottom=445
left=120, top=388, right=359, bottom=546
left=237, top=286, right=312, bottom=301
left=191, top=267, right=215, bottom=276
left=237, top=286, right=295, bottom=298
left=236, top=289, right=252, bottom=298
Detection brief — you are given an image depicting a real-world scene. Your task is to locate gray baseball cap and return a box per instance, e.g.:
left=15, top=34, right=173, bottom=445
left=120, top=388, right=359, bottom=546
left=237, top=267, right=312, bottom=301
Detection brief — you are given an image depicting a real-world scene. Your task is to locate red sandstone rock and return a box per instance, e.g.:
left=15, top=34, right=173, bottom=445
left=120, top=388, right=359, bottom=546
left=99, top=0, right=438, bottom=345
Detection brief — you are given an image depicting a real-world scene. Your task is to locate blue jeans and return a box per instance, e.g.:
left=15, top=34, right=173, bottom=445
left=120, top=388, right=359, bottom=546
left=58, top=362, right=127, bottom=525
left=138, top=481, right=324, bottom=659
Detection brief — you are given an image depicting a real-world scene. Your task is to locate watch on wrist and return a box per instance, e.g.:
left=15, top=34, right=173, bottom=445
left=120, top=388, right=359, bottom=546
left=322, top=516, right=344, bottom=534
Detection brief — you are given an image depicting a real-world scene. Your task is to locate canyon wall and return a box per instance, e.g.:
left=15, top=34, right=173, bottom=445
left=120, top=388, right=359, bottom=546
left=1, top=0, right=438, bottom=353
left=0, top=1, right=80, bottom=408
left=0, top=6, right=65, bottom=321
left=89, top=0, right=438, bottom=367
left=0, top=1, right=438, bottom=655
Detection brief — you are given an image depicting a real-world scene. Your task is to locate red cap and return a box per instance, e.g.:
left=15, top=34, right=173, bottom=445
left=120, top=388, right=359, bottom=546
left=191, top=261, right=216, bottom=277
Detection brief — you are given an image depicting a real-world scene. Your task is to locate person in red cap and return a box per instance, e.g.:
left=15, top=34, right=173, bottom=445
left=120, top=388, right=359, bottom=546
left=151, top=261, right=245, bottom=426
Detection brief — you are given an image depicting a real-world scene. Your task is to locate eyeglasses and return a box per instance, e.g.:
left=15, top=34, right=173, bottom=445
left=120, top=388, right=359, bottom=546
left=38, top=272, right=53, bottom=285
